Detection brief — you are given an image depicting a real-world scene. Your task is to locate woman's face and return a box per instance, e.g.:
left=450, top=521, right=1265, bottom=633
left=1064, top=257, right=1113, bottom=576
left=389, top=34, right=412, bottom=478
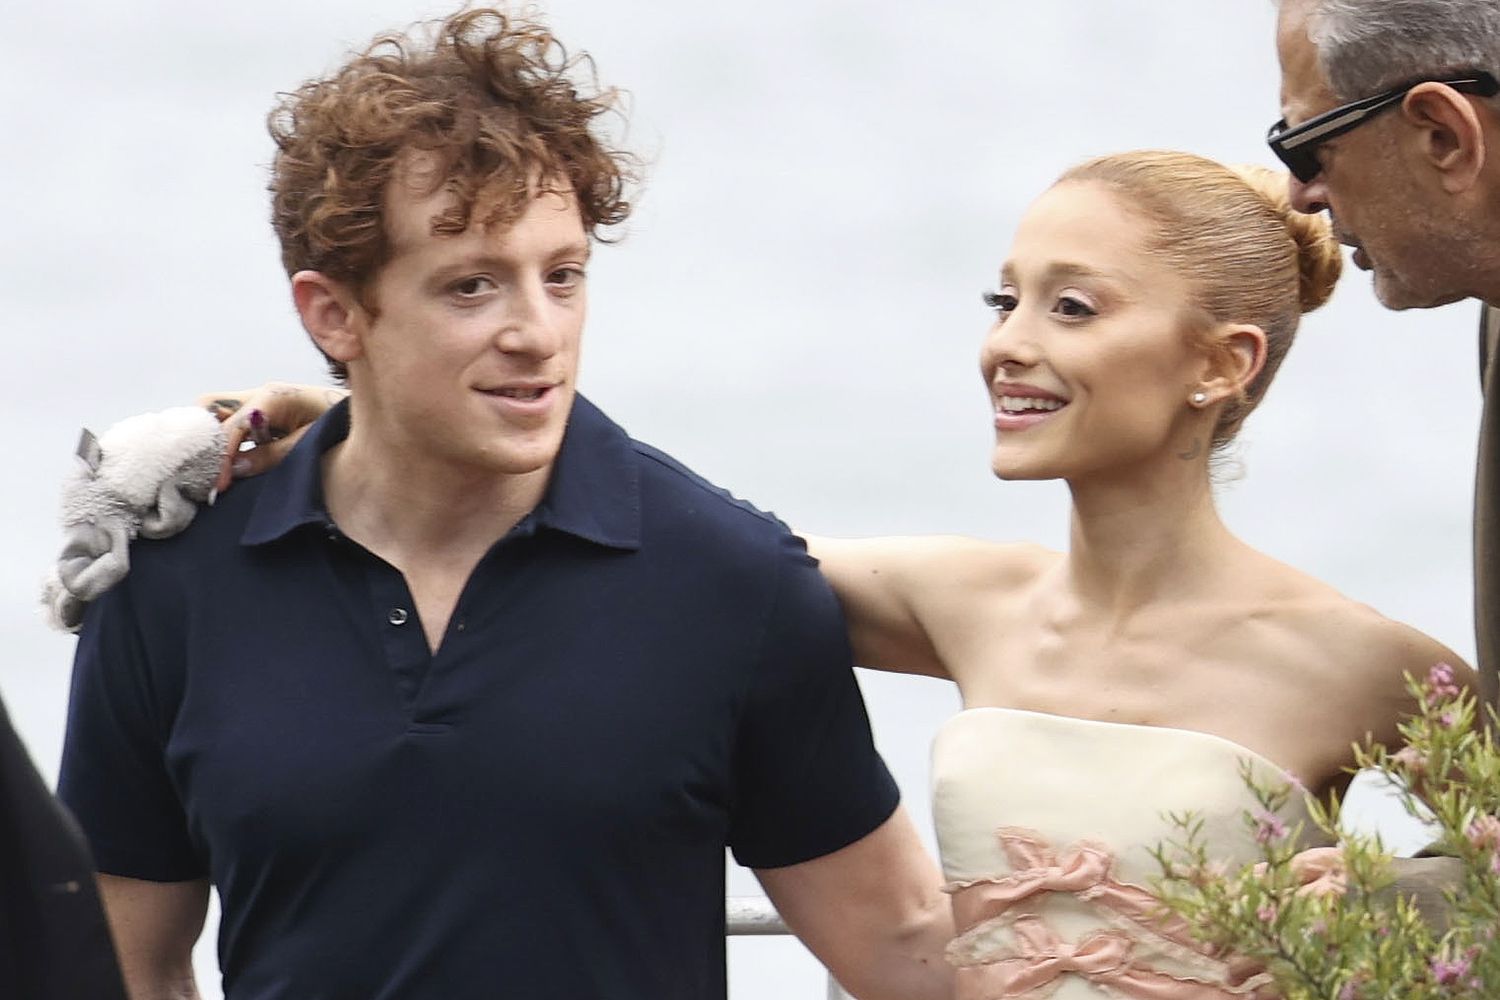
left=979, top=181, right=1211, bottom=483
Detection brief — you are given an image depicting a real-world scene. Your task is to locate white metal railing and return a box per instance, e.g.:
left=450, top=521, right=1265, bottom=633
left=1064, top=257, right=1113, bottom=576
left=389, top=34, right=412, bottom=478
left=726, top=896, right=853, bottom=999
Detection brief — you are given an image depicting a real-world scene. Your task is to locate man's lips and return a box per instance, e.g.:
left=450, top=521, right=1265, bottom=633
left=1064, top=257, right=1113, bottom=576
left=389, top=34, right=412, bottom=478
left=480, top=386, right=550, bottom=401
left=1335, top=230, right=1371, bottom=272
left=474, top=383, right=562, bottom=415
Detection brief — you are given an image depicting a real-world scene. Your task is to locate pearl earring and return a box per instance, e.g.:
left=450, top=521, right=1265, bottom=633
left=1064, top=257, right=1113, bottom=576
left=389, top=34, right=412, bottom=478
left=1191, top=392, right=1208, bottom=406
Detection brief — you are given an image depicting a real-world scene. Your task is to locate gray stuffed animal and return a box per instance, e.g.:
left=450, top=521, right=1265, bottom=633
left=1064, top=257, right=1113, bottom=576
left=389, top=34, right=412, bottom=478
left=42, top=407, right=226, bottom=632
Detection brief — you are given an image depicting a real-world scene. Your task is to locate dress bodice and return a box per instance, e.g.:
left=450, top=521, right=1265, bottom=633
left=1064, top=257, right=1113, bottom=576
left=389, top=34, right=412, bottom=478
left=931, top=707, right=1326, bottom=999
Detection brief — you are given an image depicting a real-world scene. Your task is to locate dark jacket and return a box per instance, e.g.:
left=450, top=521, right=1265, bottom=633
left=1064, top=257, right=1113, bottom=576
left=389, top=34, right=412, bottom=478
left=0, top=698, right=125, bottom=1000
left=1476, top=305, right=1499, bottom=710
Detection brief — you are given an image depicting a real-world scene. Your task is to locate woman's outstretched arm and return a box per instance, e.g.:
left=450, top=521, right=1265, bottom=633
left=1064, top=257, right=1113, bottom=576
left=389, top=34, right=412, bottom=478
left=803, top=534, right=1052, bottom=682
left=802, top=535, right=953, bottom=679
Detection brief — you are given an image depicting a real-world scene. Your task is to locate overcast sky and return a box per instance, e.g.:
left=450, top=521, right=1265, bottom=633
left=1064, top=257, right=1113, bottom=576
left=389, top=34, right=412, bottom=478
left=0, top=1, right=1484, bottom=996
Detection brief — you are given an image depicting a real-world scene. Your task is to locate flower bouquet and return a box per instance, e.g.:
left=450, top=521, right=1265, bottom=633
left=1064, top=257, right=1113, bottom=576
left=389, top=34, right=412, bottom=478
left=1153, top=665, right=1500, bottom=999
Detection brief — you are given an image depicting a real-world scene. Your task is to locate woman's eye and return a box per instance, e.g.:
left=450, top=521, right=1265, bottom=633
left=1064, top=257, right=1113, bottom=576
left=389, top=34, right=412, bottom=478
left=982, top=290, right=1018, bottom=314
left=452, top=276, right=496, bottom=297
left=1056, top=295, right=1096, bottom=318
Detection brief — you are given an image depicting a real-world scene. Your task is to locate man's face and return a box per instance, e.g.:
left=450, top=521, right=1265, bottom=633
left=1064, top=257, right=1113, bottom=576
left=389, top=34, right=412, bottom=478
left=348, top=160, right=590, bottom=479
left=1276, top=2, right=1466, bottom=310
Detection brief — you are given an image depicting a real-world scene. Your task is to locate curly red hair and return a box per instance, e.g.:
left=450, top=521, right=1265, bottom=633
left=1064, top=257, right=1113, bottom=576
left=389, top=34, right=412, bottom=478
left=268, top=8, right=635, bottom=376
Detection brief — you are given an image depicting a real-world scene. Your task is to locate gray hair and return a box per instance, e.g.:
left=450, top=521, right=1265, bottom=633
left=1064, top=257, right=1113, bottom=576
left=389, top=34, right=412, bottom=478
left=1293, top=0, right=1500, bottom=98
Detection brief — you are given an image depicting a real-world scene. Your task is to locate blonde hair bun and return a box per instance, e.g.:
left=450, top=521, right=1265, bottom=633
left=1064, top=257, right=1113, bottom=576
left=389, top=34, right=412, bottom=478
left=1231, top=164, right=1343, bottom=313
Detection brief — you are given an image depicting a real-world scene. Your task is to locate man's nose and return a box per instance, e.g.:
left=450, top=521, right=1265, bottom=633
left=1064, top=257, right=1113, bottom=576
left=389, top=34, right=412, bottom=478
left=1288, top=172, right=1330, bottom=215
left=495, top=281, right=562, bottom=356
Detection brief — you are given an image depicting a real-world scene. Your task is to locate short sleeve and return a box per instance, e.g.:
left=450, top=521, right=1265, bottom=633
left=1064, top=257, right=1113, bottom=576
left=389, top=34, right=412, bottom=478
left=57, top=578, right=205, bottom=882
left=728, top=533, right=900, bottom=869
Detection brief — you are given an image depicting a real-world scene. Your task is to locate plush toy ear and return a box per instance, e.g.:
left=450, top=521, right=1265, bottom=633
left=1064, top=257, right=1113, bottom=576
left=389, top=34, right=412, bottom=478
left=76, top=428, right=103, bottom=474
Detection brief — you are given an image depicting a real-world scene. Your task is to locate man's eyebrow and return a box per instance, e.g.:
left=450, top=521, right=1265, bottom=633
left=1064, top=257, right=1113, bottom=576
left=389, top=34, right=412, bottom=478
left=551, top=241, right=593, bottom=263
left=432, top=242, right=594, bottom=276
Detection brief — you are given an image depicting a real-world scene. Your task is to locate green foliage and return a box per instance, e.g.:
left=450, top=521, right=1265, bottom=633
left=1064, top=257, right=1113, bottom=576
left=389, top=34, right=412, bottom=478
left=1152, top=666, right=1500, bottom=999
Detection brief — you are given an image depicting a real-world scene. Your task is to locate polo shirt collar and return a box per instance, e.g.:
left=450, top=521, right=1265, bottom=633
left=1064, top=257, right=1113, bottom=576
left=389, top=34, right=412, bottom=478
left=240, top=393, right=641, bottom=551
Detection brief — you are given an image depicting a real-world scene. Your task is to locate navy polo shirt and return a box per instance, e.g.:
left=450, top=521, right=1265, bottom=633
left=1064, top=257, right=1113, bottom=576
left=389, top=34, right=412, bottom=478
left=58, top=395, right=899, bottom=1000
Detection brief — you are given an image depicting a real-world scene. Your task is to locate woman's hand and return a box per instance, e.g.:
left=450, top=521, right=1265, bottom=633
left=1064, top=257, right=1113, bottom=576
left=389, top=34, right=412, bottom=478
left=198, top=383, right=346, bottom=491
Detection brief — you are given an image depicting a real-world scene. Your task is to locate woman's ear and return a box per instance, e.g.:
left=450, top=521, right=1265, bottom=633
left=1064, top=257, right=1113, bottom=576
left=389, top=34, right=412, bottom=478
left=1194, top=323, right=1267, bottom=404
left=291, top=271, right=365, bottom=366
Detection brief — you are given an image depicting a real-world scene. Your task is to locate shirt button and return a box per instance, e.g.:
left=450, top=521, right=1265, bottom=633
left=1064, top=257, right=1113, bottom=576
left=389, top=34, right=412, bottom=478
left=455, top=619, right=467, bottom=632
left=388, top=608, right=409, bottom=626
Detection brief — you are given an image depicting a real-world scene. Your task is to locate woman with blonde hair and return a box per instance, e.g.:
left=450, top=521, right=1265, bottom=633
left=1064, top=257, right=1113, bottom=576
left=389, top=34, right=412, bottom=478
left=82, top=150, right=1470, bottom=997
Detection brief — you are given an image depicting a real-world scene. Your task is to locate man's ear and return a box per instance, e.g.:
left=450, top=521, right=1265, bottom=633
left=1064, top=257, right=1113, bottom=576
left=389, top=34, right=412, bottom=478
left=291, top=271, right=366, bottom=365
left=1195, top=323, right=1267, bottom=403
left=1400, top=83, right=1487, bottom=195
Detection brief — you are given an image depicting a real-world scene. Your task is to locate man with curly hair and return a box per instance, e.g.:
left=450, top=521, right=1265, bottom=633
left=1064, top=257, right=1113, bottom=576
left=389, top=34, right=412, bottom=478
left=55, top=10, right=951, bottom=1000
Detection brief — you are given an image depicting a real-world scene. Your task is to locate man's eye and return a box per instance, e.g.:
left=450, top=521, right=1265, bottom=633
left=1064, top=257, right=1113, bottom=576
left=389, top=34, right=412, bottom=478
left=982, top=290, right=1018, bottom=314
left=547, top=267, right=586, bottom=288
left=452, top=276, right=496, bottom=297
left=1056, top=296, right=1096, bottom=318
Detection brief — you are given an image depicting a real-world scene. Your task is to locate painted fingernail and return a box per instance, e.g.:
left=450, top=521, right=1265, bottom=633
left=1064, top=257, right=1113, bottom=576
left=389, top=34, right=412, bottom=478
left=232, top=457, right=254, bottom=477
left=247, top=409, right=273, bottom=446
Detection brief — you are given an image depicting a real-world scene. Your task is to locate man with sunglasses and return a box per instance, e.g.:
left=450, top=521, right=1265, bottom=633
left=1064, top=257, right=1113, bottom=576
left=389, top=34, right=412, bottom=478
left=1271, top=0, right=1500, bottom=922
left=1274, top=0, right=1500, bottom=701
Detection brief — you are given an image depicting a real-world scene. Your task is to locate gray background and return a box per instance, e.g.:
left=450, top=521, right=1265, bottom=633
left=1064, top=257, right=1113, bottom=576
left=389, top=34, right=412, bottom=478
left=0, top=1, right=1481, bottom=995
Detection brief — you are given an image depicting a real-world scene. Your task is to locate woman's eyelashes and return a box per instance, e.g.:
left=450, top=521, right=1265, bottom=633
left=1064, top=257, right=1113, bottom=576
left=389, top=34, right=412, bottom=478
left=982, top=288, right=1099, bottom=320
left=982, top=289, right=1019, bottom=313
left=1055, top=293, right=1098, bottom=319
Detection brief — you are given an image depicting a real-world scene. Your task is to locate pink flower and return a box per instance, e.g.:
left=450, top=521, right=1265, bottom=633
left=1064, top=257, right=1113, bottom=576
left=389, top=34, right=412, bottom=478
left=1468, top=815, right=1500, bottom=851
left=1253, top=809, right=1288, bottom=845
left=1256, top=901, right=1277, bottom=924
left=1428, top=662, right=1462, bottom=700
left=1337, top=981, right=1361, bottom=1000
left=1430, top=954, right=1472, bottom=985
left=1439, top=710, right=1457, bottom=729
left=1392, top=746, right=1427, bottom=773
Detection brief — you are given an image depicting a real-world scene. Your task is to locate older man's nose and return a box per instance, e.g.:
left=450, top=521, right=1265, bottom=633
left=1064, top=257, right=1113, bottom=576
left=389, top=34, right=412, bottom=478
left=1288, top=172, right=1331, bottom=215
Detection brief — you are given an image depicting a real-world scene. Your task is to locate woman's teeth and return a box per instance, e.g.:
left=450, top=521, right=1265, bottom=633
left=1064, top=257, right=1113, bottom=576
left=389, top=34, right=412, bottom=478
left=998, top=395, right=1064, bottom=413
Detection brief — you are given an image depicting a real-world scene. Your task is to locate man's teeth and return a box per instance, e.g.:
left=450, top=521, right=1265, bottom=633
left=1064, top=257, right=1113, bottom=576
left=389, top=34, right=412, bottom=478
left=998, top=395, right=1064, bottom=413
left=496, top=387, right=545, bottom=400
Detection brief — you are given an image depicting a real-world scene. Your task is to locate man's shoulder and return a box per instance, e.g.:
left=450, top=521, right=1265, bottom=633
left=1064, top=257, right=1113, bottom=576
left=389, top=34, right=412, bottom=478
left=626, top=437, right=797, bottom=549
left=109, top=473, right=280, bottom=603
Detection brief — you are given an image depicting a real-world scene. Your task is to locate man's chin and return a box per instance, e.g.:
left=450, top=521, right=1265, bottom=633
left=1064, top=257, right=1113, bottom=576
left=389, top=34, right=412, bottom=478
left=1371, top=271, right=1467, bottom=312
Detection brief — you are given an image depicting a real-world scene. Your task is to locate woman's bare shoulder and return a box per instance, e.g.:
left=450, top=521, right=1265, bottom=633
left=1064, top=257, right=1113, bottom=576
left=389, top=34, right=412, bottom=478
left=1250, top=565, right=1473, bottom=707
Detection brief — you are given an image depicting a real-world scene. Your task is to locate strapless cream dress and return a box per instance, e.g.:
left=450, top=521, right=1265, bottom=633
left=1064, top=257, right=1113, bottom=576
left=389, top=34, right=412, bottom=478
left=932, top=707, right=1326, bottom=999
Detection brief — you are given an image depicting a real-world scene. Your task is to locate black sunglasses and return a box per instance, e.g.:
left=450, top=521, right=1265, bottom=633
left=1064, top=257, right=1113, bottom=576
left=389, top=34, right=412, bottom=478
left=1267, top=71, right=1500, bottom=182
